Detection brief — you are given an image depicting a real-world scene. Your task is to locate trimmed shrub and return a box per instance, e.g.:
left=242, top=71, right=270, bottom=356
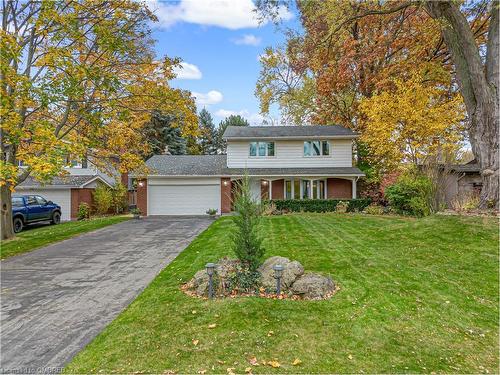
left=93, top=184, right=113, bottom=215
left=270, top=199, right=371, bottom=213
left=77, top=202, right=90, bottom=220
left=385, top=172, right=433, bottom=217
left=336, top=201, right=349, bottom=213
left=364, top=204, right=384, bottom=215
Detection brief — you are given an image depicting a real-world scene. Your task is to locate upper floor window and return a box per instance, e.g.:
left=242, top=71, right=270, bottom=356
left=249, top=142, right=275, bottom=157
left=304, top=140, right=330, bottom=156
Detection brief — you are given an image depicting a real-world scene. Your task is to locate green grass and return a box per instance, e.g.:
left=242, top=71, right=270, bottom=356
left=65, top=214, right=498, bottom=374
left=1, top=215, right=130, bottom=259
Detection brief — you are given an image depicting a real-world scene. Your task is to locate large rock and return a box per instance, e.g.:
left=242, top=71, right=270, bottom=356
left=291, top=273, right=335, bottom=300
left=185, top=269, right=210, bottom=296
left=258, top=256, right=304, bottom=291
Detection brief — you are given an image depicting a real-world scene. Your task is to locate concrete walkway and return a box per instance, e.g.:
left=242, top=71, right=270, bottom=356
left=0, top=216, right=211, bottom=373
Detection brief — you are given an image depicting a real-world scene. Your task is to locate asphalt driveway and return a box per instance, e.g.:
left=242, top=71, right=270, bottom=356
left=0, top=216, right=212, bottom=373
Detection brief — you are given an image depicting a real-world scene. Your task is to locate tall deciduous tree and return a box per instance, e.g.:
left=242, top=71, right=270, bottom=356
left=257, top=0, right=498, bottom=207
left=0, top=0, right=198, bottom=239
left=214, top=115, right=249, bottom=154
left=360, top=68, right=465, bottom=169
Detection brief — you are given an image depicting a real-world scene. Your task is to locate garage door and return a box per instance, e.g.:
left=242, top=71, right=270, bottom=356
left=149, top=184, right=220, bottom=215
left=16, top=189, right=71, bottom=221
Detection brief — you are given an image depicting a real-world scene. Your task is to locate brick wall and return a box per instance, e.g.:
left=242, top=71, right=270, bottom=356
left=136, top=179, right=147, bottom=216
left=70, top=188, right=94, bottom=219
left=327, top=178, right=352, bottom=199
left=271, top=179, right=284, bottom=200
left=220, top=178, right=232, bottom=213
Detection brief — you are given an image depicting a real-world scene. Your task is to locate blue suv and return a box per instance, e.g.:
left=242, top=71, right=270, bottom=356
left=12, top=195, right=62, bottom=233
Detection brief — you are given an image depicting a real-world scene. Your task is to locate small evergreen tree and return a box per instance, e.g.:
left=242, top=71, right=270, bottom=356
left=215, top=115, right=249, bottom=154
left=231, top=175, right=265, bottom=271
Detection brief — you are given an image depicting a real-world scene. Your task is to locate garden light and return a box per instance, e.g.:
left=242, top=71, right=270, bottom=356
left=205, top=262, right=216, bottom=299
left=273, top=264, right=284, bottom=295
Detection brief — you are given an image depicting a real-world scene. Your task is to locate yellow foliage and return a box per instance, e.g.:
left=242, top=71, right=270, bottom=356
left=360, top=68, right=465, bottom=170
left=1, top=0, right=198, bottom=188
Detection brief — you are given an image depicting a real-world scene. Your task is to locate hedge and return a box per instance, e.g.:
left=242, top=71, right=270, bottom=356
left=268, top=199, right=371, bottom=213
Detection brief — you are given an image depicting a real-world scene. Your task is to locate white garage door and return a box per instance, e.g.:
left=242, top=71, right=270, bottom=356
left=16, top=189, right=71, bottom=221
left=148, top=182, right=221, bottom=215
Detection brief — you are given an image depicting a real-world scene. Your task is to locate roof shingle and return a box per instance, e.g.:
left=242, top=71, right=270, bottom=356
left=223, top=125, right=358, bottom=139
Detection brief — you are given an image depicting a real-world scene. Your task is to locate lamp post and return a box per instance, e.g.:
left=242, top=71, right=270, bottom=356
left=205, top=263, right=216, bottom=299
left=273, top=264, right=284, bottom=295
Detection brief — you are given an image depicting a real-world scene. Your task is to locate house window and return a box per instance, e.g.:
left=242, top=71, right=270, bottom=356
left=249, top=142, right=275, bottom=157
left=304, top=141, right=330, bottom=156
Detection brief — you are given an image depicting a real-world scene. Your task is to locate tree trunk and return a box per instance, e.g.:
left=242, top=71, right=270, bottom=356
left=1, top=184, right=14, bottom=240
left=425, top=1, right=499, bottom=209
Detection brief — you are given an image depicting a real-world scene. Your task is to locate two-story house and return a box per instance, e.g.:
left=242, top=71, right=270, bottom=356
left=136, top=125, right=364, bottom=216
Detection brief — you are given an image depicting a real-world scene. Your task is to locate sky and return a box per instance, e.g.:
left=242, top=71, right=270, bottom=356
left=148, top=0, right=299, bottom=126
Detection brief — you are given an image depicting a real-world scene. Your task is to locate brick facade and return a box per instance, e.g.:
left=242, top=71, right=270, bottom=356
left=136, top=179, right=147, bottom=216
left=220, top=178, right=232, bottom=213
left=327, top=178, right=352, bottom=199
left=70, top=188, right=94, bottom=219
left=271, top=179, right=284, bottom=200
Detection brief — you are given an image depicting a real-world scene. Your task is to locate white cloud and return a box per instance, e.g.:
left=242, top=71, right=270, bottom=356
left=215, top=109, right=264, bottom=125
left=233, top=34, right=261, bottom=46
left=192, top=90, right=224, bottom=106
left=148, top=0, right=293, bottom=30
left=173, top=62, right=202, bottom=80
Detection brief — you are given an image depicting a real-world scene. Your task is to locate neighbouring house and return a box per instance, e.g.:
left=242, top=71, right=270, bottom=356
left=442, top=161, right=482, bottom=207
left=16, top=160, right=118, bottom=221
left=135, top=125, right=365, bottom=216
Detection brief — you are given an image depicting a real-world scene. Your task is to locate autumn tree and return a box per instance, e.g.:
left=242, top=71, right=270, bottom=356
left=0, top=0, right=198, bottom=239
left=360, top=67, right=465, bottom=169
left=214, top=115, right=249, bottom=154
left=257, top=0, right=498, bottom=207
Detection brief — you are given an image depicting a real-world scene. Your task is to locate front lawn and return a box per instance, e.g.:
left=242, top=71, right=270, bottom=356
left=1, top=215, right=130, bottom=259
left=65, top=214, right=498, bottom=374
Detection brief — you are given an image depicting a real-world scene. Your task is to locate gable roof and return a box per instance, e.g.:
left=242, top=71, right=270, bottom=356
left=146, top=155, right=227, bottom=176
left=223, top=125, right=359, bottom=140
left=17, top=175, right=112, bottom=189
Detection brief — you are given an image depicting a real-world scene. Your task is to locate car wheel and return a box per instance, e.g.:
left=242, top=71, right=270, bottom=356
left=51, top=211, right=61, bottom=225
left=13, top=217, right=23, bottom=233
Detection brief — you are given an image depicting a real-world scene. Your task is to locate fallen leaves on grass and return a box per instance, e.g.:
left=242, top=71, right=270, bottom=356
left=267, top=360, right=281, bottom=368
left=192, top=339, right=199, bottom=346
left=267, top=330, right=274, bottom=337
left=208, top=323, right=217, bottom=329
left=226, top=367, right=235, bottom=375
left=245, top=367, right=252, bottom=373
left=197, top=370, right=206, bottom=374
left=292, top=358, right=302, bottom=366
left=348, top=354, right=353, bottom=360
left=248, top=357, right=259, bottom=366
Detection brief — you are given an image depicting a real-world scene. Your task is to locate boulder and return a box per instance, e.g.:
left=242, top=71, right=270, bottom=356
left=258, top=256, right=304, bottom=291
left=291, top=273, right=335, bottom=300
left=185, top=269, right=210, bottom=296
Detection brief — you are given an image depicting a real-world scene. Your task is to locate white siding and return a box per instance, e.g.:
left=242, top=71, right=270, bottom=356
left=226, top=139, right=353, bottom=168
left=148, top=178, right=221, bottom=215
left=16, top=188, right=71, bottom=221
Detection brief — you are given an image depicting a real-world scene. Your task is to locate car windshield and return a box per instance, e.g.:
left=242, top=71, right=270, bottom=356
left=12, top=197, right=24, bottom=207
